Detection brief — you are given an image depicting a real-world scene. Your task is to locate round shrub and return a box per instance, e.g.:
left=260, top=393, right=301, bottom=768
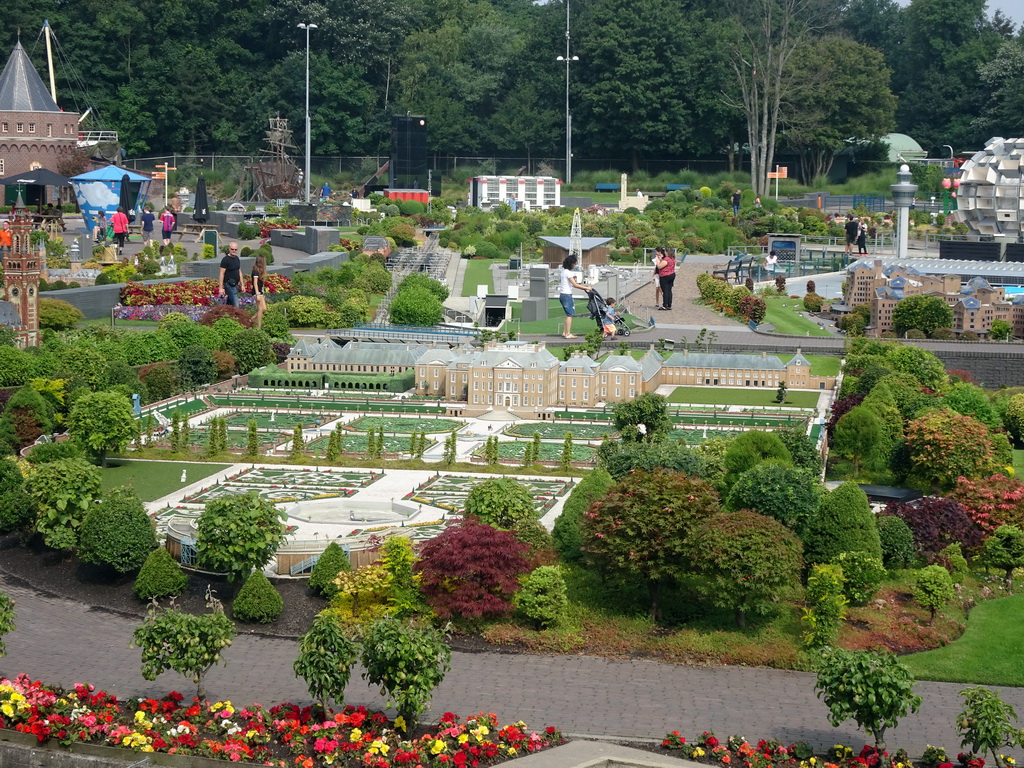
left=905, top=329, right=926, bottom=339
left=0, top=458, right=21, bottom=494
left=79, top=487, right=156, bottom=573
left=516, top=566, right=568, bottom=629
left=134, top=547, right=188, bottom=600
left=39, top=298, right=83, bottom=330
left=725, top=463, right=820, bottom=532
left=26, top=441, right=85, bottom=465
left=0, top=490, right=36, bottom=534
left=398, top=199, right=426, bottom=216
left=876, top=515, right=915, bottom=569
left=930, top=327, right=955, bottom=340
left=232, top=570, right=283, bottom=623
left=833, top=551, right=886, bottom=606
left=802, top=482, right=882, bottom=565
left=464, top=477, right=535, bottom=529
left=198, top=305, right=252, bottom=328
left=309, top=541, right=351, bottom=596
left=473, top=242, right=501, bottom=259
left=913, top=564, right=955, bottom=624
left=803, top=293, right=823, bottom=312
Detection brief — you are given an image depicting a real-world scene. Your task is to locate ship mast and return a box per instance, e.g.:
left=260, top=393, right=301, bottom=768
left=43, top=19, right=57, bottom=102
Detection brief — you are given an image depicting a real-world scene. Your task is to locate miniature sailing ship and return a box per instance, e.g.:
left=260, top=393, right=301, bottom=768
left=245, top=114, right=301, bottom=200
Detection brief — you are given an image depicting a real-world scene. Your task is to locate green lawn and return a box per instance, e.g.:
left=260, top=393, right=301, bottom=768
left=1014, top=449, right=1024, bottom=477
left=100, top=460, right=232, bottom=502
left=461, top=258, right=496, bottom=296
left=901, top=592, right=1024, bottom=686
left=510, top=300, right=643, bottom=336
left=771, top=353, right=841, bottom=377
left=763, top=296, right=833, bottom=337
left=666, top=386, right=820, bottom=408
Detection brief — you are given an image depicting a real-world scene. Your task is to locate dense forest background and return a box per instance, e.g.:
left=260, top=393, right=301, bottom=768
left=2, top=0, right=1022, bottom=171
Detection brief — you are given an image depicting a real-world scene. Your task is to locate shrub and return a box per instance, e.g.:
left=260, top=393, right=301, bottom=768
left=38, top=298, right=83, bottom=330
left=134, top=547, right=189, bottom=600
left=293, top=613, right=360, bottom=711
left=876, top=515, right=915, bottom=569
left=195, top=491, right=287, bottom=580
left=693, top=510, right=804, bottom=627
left=24, top=458, right=101, bottom=550
left=803, top=482, right=882, bottom=565
left=414, top=518, right=530, bottom=623
left=464, top=477, right=535, bottom=529
left=552, top=468, right=613, bottom=562
left=0, top=458, right=22, bottom=494
left=226, top=328, right=275, bottom=374
left=78, top=487, right=156, bottom=573
left=0, top=490, right=36, bottom=534
left=936, top=542, right=969, bottom=584
left=725, top=463, right=820, bottom=533
left=913, top=564, right=955, bottom=623
left=803, top=293, right=823, bottom=312
left=982, top=524, right=1024, bottom=590
left=198, top=304, right=253, bottom=328
left=802, top=563, right=847, bottom=648
left=516, top=565, right=568, bottom=629
left=232, top=570, right=284, bottom=623
left=833, top=551, right=886, bottom=606
left=25, top=441, right=84, bottom=464
left=930, top=327, right=956, bottom=340
left=723, top=430, right=792, bottom=490
left=309, top=541, right=351, bottom=596
left=738, top=295, right=767, bottom=323
left=885, top=497, right=985, bottom=560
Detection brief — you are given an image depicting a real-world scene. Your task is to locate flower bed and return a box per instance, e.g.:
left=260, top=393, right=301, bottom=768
left=0, top=675, right=563, bottom=766
left=121, top=275, right=292, bottom=307
left=115, top=302, right=254, bottom=322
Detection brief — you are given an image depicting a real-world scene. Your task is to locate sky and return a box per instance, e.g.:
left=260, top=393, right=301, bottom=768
left=895, top=0, right=1024, bottom=28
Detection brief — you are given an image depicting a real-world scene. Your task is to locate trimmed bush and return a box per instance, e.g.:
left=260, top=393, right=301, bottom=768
left=0, top=458, right=21, bottom=494
left=25, top=441, right=85, bottom=464
left=0, top=490, right=36, bottom=534
left=233, top=570, right=283, bottom=623
left=937, top=543, right=969, bottom=584
left=833, top=551, right=886, bottom=606
left=464, top=477, right=535, bottom=529
left=913, top=564, right=955, bottom=624
left=803, top=482, right=883, bottom=565
left=552, top=468, right=613, bottom=562
left=876, top=515, right=915, bottom=570
left=802, top=563, right=847, bottom=648
left=78, top=487, right=156, bottom=573
left=516, top=565, right=568, bottom=629
left=803, top=293, right=824, bottom=312
left=309, top=541, right=351, bottom=596
left=725, top=463, right=820, bottom=533
left=134, top=547, right=189, bottom=600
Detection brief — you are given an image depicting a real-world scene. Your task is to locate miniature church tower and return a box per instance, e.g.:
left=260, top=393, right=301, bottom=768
left=2, top=193, right=41, bottom=347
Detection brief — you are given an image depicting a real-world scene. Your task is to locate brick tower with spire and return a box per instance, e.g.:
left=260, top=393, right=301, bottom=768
left=2, top=193, right=41, bottom=346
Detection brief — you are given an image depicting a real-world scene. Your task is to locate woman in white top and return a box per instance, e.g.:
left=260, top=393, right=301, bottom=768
left=764, top=249, right=779, bottom=272
left=558, top=254, right=592, bottom=338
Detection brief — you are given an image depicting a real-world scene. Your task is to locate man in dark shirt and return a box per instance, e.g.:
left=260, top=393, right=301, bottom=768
left=732, top=190, right=742, bottom=217
left=219, top=242, right=242, bottom=307
left=844, top=214, right=859, bottom=255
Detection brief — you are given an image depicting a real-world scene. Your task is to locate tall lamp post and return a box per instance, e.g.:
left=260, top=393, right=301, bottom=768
left=556, top=1, right=578, bottom=186
left=297, top=22, right=318, bottom=204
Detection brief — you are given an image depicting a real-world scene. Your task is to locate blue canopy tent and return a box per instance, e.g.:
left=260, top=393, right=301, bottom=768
left=70, top=166, right=152, bottom=232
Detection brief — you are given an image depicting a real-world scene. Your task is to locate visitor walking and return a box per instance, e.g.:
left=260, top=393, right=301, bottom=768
left=0, top=221, right=11, bottom=259
left=844, top=214, right=858, bottom=255
left=111, top=206, right=129, bottom=254
left=655, top=248, right=676, bottom=310
left=140, top=205, right=155, bottom=248
left=219, top=242, right=242, bottom=307
left=250, top=252, right=268, bottom=327
left=160, top=207, right=175, bottom=253
left=732, top=190, right=742, bottom=217
left=558, top=254, right=593, bottom=339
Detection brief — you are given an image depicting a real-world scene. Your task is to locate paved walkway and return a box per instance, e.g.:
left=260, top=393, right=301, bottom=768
left=2, top=574, right=1022, bottom=754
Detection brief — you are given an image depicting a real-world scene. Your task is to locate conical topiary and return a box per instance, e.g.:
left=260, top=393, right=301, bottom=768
left=309, top=541, right=351, bottom=596
left=232, top=570, right=283, bottom=623
left=134, top=547, right=189, bottom=600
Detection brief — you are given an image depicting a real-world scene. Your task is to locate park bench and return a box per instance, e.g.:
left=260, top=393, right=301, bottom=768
left=712, top=255, right=755, bottom=284
left=665, top=184, right=691, bottom=192
left=173, top=223, right=220, bottom=242
left=594, top=183, right=620, bottom=192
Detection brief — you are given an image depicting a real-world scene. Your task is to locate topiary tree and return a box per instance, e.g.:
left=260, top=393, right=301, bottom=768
left=815, top=648, right=922, bottom=750
left=294, top=613, right=360, bottom=713
left=132, top=592, right=236, bottom=700
left=692, top=510, right=803, bottom=628
left=516, top=565, right=568, bottom=629
left=833, top=551, right=886, bottom=606
left=885, top=497, right=985, bottom=561
left=913, top=564, right=956, bottom=623
left=464, top=477, right=535, bottom=529
left=195, top=491, right=288, bottom=580
left=722, top=430, right=792, bottom=490
left=802, top=563, right=847, bottom=648
left=67, top=390, right=138, bottom=468
left=24, top=457, right=101, bottom=550
left=177, top=345, right=217, bottom=390
left=226, top=328, right=275, bottom=374
left=378, top=535, right=423, bottom=618
left=891, top=294, right=953, bottom=337
left=725, top=463, right=820, bottom=532
left=906, top=409, right=997, bottom=492
left=414, top=518, right=530, bottom=623
left=0, top=386, right=53, bottom=453
left=38, top=297, right=84, bottom=330
left=360, top=615, right=451, bottom=731
left=582, top=469, right=722, bottom=620
left=134, top=547, right=189, bottom=600
left=876, top=515, right=916, bottom=570
left=232, top=570, right=284, bottom=623
left=0, top=489, right=36, bottom=535
left=552, top=468, right=613, bottom=563
left=802, top=481, right=882, bottom=566
left=309, top=541, right=351, bottom=596
left=832, top=405, right=885, bottom=477
left=982, top=524, right=1024, bottom=591
left=78, top=486, right=156, bottom=573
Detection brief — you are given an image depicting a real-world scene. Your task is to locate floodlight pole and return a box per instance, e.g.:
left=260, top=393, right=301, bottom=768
left=556, top=1, right=579, bottom=186
left=298, top=22, right=318, bottom=204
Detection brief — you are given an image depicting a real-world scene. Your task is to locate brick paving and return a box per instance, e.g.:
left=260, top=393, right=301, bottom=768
left=2, top=574, right=1023, bottom=754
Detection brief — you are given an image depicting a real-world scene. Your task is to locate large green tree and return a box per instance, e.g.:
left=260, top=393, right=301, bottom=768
left=891, top=295, right=954, bottom=337
left=195, top=491, right=288, bottom=580
left=68, top=391, right=138, bottom=468
left=611, top=392, right=672, bottom=443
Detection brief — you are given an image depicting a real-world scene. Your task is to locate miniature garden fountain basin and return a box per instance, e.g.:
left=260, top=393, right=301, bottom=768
left=284, top=498, right=419, bottom=524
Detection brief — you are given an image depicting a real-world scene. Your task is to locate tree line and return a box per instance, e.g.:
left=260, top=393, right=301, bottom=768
left=2, top=0, right=1022, bottom=192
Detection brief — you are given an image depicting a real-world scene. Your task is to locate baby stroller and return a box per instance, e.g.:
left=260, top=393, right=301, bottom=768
left=586, top=287, right=631, bottom=337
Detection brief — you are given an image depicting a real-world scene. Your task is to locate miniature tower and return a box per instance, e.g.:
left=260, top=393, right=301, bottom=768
left=3, top=193, right=41, bottom=346
left=890, top=164, right=918, bottom=262
left=569, top=207, right=583, bottom=267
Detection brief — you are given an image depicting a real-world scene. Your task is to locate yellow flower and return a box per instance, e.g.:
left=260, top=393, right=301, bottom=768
left=350, top=728, right=363, bottom=743
left=506, top=747, right=518, bottom=756
left=694, top=749, right=706, bottom=758
left=368, top=739, right=390, bottom=756
left=458, top=735, right=469, bottom=744
left=1, top=704, right=14, bottom=717
left=394, top=716, right=407, bottom=733
left=430, top=740, right=447, bottom=755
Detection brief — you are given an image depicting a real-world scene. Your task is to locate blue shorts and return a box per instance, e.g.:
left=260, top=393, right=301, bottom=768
left=559, top=294, right=575, bottom=316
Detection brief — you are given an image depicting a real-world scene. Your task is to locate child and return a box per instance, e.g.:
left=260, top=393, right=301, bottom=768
left=602, top=297, right=619, bottom=340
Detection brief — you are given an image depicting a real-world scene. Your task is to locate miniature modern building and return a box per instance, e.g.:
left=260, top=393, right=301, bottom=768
left=467, top=176, right=561, bottom=212
left=955, top=136, right=1024, bottom=238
